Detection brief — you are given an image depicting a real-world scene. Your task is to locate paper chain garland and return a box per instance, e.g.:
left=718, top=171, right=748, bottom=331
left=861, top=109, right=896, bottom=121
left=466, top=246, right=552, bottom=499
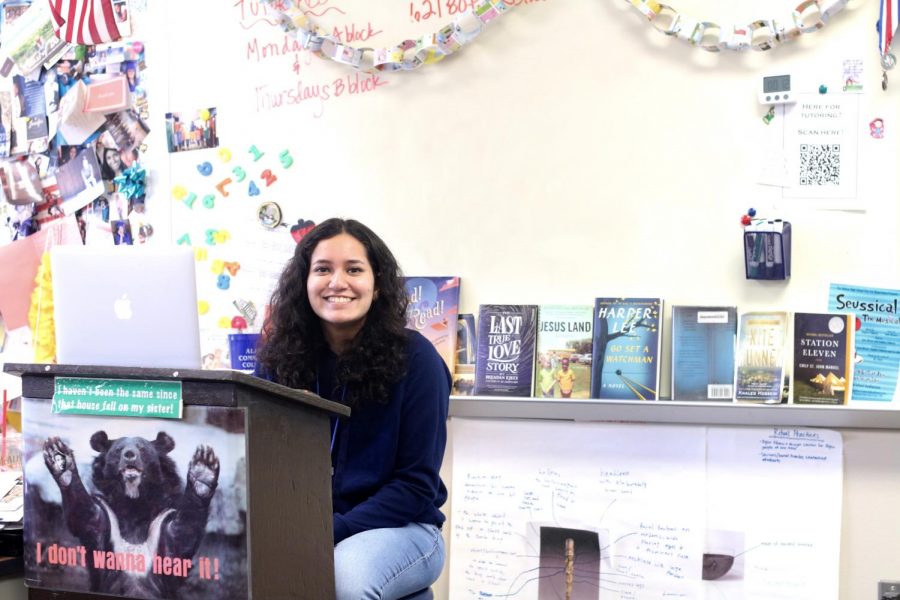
left=262, top=0, right=851, bottom=72
left=625, top=0, right=849, bottom=51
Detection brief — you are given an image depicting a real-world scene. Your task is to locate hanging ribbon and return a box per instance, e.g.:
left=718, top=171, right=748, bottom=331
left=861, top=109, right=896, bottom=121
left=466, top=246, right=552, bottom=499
left=877, top=0, right=899, bottom=75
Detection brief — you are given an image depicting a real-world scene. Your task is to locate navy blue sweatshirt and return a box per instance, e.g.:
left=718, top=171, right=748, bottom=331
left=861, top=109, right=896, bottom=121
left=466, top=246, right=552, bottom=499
left=296, top=330, right=451, bottom=545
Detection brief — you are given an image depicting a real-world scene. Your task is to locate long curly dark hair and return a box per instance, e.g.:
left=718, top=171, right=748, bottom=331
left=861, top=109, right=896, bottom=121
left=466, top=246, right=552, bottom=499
left=257, top=218, right=409, bottom=407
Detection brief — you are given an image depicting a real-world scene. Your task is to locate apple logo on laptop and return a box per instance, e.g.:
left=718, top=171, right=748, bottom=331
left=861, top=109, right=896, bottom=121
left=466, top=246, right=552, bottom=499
left=114, top=294, right=133, bottom=320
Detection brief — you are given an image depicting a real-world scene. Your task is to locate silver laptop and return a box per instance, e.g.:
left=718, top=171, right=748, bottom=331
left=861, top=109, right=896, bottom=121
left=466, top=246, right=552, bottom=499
left=51, top=245, right=202, bottom=369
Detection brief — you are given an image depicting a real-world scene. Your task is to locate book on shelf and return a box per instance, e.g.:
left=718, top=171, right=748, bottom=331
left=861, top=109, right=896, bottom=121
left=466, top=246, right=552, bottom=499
left=452, top=364, right=476, bottom=397
left=792, top=312, right=854, bottom=405
left=671, top=306, right=737, bottom=401
left=402, top=276, right=460, bottom=374
left=534, top=304, right=593, bottom=399
left=473, top=304, right=538, bottom=397
left=734, top=311, right=789, bottom=403
left=456, top=313, right=477, bottom=369
left=590, top=297, right=664, bottom=400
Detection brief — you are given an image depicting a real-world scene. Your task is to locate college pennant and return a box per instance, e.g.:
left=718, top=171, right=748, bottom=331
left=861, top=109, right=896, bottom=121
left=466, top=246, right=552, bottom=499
left=47, top=0, right=121, bottom=45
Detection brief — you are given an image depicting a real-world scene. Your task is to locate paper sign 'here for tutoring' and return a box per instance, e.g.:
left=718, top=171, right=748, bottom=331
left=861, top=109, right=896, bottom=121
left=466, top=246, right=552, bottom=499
left=52, top=378, right=183, bottom=419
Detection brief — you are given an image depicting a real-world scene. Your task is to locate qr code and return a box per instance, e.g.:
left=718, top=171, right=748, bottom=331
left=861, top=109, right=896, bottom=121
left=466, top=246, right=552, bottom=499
left=799, top=144, right=841, bottom=186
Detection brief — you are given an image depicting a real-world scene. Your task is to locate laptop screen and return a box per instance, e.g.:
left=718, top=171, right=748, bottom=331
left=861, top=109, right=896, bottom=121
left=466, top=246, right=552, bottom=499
left=50, top=245, right=201, bottom=369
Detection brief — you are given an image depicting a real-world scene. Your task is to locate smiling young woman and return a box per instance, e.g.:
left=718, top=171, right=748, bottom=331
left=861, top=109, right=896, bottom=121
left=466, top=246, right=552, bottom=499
left=306, top=232, right=377, bottom=353
left=256, top=218, right=450, bottom=600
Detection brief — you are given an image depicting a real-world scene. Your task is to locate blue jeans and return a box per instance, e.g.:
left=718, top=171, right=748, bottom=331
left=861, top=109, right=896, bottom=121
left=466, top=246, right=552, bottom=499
left=334, top=522, right=444, bottom=600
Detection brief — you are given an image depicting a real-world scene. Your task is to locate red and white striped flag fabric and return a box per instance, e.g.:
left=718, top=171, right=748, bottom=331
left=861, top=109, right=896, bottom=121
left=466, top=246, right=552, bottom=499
left=47, top=0, right=121, bottom=45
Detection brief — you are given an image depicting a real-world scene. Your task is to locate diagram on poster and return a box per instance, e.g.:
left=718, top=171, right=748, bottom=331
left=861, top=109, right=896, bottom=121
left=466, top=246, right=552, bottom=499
left=449, top=419, right=842, bottom=600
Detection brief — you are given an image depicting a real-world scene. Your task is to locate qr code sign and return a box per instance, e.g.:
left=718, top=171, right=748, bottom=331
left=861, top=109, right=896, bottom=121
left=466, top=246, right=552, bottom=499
left=799, top=144, right=841, bottom=186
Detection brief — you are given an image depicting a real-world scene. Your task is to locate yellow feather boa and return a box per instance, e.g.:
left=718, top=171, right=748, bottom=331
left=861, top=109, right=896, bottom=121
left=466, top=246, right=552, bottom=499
left=28, top=251, right=55, bottom=363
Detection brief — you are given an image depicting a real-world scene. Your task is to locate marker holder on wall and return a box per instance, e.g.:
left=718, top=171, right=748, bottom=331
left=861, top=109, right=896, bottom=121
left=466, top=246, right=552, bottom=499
left=743, top=220, right=791, bottom=280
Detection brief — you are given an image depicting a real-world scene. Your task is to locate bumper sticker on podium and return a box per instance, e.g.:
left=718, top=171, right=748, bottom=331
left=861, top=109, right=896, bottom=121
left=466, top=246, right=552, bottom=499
left=52, top=378, right=183, bottom=419
left=23, top=400, right=250, bottom=599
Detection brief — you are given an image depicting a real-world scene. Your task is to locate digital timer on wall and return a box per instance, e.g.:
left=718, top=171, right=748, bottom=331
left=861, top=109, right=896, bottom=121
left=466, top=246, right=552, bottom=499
left=759, top=74, right=796, bottom=105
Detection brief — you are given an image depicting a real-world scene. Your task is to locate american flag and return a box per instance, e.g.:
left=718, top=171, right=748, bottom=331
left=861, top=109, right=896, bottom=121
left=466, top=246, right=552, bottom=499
left=47, top=0, right=122, bottom=45
left=878, top=0, right=899, bottom=67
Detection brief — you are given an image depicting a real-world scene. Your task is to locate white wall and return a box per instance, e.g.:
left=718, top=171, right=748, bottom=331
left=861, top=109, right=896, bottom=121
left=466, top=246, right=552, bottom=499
left=160, top=2, right=900, bottom=598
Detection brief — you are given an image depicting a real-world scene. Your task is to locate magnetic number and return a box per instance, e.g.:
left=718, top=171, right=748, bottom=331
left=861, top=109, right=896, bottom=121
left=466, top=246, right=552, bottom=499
left=216, top=178, right=233, bottom=197
left=248, top=145, right=265, bottom=161
left=261, top=169, right=278, bottom=187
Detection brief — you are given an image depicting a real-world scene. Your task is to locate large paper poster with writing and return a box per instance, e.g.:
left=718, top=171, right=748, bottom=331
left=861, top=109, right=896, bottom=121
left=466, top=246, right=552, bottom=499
left=450, top=418, right=843, bottom=600
left=22, top=401, right=249, bottom=599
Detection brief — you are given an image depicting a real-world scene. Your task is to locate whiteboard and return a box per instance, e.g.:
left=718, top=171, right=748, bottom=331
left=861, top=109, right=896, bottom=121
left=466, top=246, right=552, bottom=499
left=146, top=0, right=900, bottom=390
left=449, top=418, right=843, bottom=599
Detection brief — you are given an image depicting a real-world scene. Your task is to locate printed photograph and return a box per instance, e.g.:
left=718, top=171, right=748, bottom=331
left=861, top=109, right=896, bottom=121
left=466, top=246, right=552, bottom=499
left=702, top=529, right=745, bottom=581
left=32, top=182, right=63, bottom=227
left=55, top=57, right=86, bottom=98
left=5, top=202, right=37, bottom=239
left=104, top=109, right=150, bottom=152
left=89, top=196, right=110, bottom=222
left=0, top=91, right=11, bottom=158
left=111, top=0, right=132, bottom=36
left=12, top=74, right=47, bottom=118
left=79, top=200, right=113, bottom=246
left=110, top=218, right=132, bottom=245
left=53, top=147, right=104, bottom=213
left=0, top=157, right=42, bottom=205
left=96, top=142, right=124, bottom=181
left=0, top=0, right=32, bottom=34
left=23, top=401, right=250, bottom=599
left=6, top=4, right=63, bottom=75
left=135, top=222, right=152, bottom=244
left=537, top=526, right=602, bottom=600
left=122, top=60, right=139, bottom=91
left=164, top=108, right=218, bottom=153
left=53, top=144, right=81, bottom=168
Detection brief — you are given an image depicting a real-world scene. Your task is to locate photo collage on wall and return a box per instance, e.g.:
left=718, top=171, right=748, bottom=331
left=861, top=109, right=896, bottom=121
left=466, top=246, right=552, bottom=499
left=0, top=0, right=152, bottom=249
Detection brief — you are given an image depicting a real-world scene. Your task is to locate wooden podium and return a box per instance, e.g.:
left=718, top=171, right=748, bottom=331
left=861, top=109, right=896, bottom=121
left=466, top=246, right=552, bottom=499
left=4, top=363, right=349, bottom=600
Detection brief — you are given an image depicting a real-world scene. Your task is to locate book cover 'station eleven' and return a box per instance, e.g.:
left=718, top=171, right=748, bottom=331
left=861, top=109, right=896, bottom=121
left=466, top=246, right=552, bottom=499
left=590, top=297, right=663, bottom=400
left=402, top=277, right=460, bottom=374
left=474, top=305, right=538, bottom=397
left=734, top=311, right=789, bottom=403
left=671, top=306, right=737, bottom=401
left=792, top=312, right=854, bottom=405
left=534, top=305, right=593, bottom=399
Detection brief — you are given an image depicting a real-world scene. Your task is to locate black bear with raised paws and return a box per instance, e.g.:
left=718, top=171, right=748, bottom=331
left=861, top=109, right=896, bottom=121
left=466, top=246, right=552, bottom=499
left=43, top=431, right=220, bottom=598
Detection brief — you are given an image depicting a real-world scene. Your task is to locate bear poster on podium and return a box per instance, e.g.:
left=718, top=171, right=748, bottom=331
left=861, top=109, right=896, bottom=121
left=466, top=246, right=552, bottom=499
left=22, top=400, right=250, bottom=599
